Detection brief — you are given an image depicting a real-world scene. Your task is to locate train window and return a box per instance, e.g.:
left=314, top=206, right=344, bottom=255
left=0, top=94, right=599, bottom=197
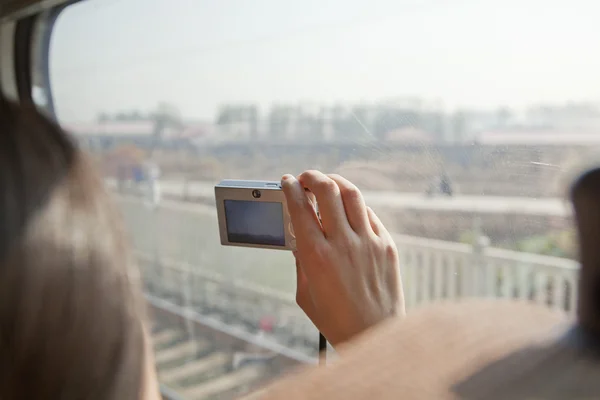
left=49, top=0, right=596, bottom=398
left=30, top=11, right=55, bottom=114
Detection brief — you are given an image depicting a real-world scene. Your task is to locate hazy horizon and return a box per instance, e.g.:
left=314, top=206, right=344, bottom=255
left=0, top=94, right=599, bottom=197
left=50, top=0, right=600, bottom=123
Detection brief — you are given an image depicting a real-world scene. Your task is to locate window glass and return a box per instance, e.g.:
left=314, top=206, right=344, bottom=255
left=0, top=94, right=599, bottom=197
left=50, top=0, right=598, bottom=397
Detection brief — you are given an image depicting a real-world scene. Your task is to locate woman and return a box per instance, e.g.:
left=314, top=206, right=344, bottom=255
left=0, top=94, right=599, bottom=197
left=0, top=97, right=160, bottom=399
left=0, top=96, right=404, bottom=398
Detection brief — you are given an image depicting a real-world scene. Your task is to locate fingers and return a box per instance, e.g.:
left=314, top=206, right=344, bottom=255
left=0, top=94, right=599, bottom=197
left=366, top=206, right=384, bottom=236
left=328, top=174, right=371, bottom=234
left=297, top=170, right=350, bottom=236
left=281, top=174, right=324, bottom=244
left=367, top=206, right=393, bottom=241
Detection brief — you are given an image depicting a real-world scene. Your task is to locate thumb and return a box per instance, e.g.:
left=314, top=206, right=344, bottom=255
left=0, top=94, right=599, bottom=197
left=281, top=174, right=322, bottom=241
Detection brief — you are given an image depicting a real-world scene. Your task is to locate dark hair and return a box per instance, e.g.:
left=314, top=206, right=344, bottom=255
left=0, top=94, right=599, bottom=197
left=0, top=98, right=147, bottom=399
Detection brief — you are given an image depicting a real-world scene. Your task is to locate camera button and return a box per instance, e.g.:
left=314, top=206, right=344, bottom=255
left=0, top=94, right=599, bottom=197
left=288, top=222, right=295, bottom=238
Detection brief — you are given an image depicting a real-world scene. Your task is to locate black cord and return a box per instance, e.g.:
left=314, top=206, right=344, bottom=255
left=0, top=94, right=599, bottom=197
left=318, top=332, right=327, bottom=365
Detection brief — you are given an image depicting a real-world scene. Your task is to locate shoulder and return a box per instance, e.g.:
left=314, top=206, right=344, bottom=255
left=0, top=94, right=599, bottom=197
left=244, top=300, right=569, bottom=400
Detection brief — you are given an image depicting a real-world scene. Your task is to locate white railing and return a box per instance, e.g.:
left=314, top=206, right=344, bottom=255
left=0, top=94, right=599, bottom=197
left=121, top=194, right=579, bottom=347
left=106, top=177, right=570, bottom=217
left=393, top=234, right=578, bottom=313
left=136, top=253, right=316, bottom=346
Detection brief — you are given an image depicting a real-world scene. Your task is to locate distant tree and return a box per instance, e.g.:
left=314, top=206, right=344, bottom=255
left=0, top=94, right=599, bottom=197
left=267, top=105, right=294, bottom=140
left=216, top=104, right=260, bottom=139
left=130, top=110, right=144, bottom=121
left=496, top=107, right=512, bottom=129
left=346, top=105, right=375, bottom=140
left=248, top=105, right=259, bottom=139
left=372, top=106, right=419, bottom=140
left=451, top=111, right=467, bottom=143
left=115, top=112, right=128, bottom=121
left=332, top=104, right=378, bottom=141
left=421, top=111, right=445, bottom=140
left=315, top=107, right=328, bottom=140
left=304, top=113, right=323, bottom=141
left=216, top=105, right=234, bottom=125
left=97, top=112, right=110, bottom=122
left=152, top=102, right=183, bottom=145
left=293, top=105, right=308, bottom=139
left=292, top=106, right=323, bottom=141
left=330, top=104, right=346, bottom=140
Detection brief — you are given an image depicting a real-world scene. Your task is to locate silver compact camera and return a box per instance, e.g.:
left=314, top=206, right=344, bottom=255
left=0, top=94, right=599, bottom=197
left=215, top=180, right=296, bottom=251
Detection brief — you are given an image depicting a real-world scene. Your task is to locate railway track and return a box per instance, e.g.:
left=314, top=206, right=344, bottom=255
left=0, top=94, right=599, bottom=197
left=148, top=294, right=315, bottom=400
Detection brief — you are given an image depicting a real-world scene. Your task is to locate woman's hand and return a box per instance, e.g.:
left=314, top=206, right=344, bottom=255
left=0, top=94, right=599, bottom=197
left=281, top=170, right=405, bottom=347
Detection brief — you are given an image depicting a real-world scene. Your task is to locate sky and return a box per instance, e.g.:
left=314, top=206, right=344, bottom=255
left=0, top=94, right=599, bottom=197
left=49, top=0, right=600, bottom=123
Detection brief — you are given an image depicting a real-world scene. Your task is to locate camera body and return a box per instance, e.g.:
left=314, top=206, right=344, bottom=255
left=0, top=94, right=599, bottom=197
left=215, top=180, right=296, bottom=251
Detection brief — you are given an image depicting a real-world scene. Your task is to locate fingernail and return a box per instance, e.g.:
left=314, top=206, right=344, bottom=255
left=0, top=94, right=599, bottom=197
left=281, top=174, right=295, bottom=184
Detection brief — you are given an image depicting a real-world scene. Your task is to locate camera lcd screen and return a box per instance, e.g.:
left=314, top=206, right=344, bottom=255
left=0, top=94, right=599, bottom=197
left=224, top=200, right=285, bottom=246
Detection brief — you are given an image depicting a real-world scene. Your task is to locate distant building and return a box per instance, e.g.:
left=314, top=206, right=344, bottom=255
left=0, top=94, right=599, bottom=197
left=63, top=121, right=156, bottom=150
left=450, top=110, right=517, bottom=143
left=526, top=103, right=600, bottom=132
left=180, top=122, right=218, bottom=145
left=63, top=120, right=196, bottom=150
left=461, top=103, right=600, bottom=145
left=476, top=130, right=600, bottom=146
left=385, top=127, right=435, bottom=144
